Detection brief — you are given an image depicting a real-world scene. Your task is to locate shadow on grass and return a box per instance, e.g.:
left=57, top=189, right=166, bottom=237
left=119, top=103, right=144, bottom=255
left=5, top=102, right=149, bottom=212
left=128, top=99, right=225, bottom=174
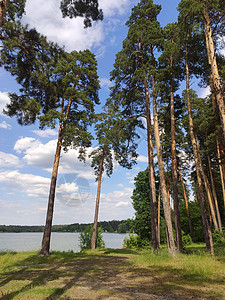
left=0, top=248, right=224, bottom=299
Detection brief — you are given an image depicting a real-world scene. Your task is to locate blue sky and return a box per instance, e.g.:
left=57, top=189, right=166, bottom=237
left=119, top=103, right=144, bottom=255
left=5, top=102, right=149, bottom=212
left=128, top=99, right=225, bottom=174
left=0, top=0, right=188, bottom=226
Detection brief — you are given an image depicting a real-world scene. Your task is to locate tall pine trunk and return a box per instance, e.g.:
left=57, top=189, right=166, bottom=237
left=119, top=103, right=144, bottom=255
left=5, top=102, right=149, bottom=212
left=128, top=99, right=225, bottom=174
left=204, top=7, right=225, bottom=141
left=210, top=74, right=225, bottom=209
left=144, top=76, right=159, bottom=251
left=217, top=141, right=225, bottom=208
left=185, top=43, right=214, bottom=254
left=151, top=72, right=176, bottom=255
left=40, top=98, right=71, bottom=256
left=170, top=59, right=183, bottom=252
left=0, top=0, right=9, bottom=27
left=195, top=136, right=219, bottom=230
left=178, top=165, right=193, bottom=239
left=207, top=154, right=222, bottom=231
left=158, top=187, right=161, bottom=246
left=91, top=151, right=104, bottom=249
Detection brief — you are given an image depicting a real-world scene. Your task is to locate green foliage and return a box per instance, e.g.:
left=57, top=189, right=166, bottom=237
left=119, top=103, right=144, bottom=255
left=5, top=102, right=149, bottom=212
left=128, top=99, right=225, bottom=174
left=60, top=0, right=103, bottom=28
left=117, top=223, right=127, bottom=234
left=79, top=225, right=105, bottom=250
left=123, top=234, right=150, bottom=249
left=212, top=228, right=225, bottom=244
left=182, top=232, right=192, bottom=246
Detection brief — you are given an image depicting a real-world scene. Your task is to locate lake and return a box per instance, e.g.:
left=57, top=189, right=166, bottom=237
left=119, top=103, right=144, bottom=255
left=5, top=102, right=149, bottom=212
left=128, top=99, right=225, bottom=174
left=0, top=232, right=129, bottom=252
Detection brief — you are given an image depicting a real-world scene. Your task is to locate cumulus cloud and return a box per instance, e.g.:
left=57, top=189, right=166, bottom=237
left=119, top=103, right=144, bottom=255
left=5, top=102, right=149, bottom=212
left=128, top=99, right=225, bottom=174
left=13, top=137, right=96, bottom=179
left=0, top=121, right=11, bottom=130
left=137, top=155, right=148, bottom=163
left=99, top=0, right=134, bottom=17
left=0, top=151, right=22, bottom=168
left=22, top=0, right=134, bottom=53
left=0, top=170, right=50, bottom=198
left=14, top=137, right=42, bottom=154
left=199, top=86, right=210, bottom=98
left=32, top=129, right=58, bottom=138
left=22, top=0, right=104, bottom=52
left=0, top=91, right=10, bottom=116
left=99, top=187, right=134, bottom=219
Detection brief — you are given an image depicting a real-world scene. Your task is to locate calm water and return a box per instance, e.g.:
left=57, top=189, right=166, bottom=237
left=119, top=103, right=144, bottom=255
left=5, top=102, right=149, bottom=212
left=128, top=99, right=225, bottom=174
left=0, top=232, right=128, bottom=252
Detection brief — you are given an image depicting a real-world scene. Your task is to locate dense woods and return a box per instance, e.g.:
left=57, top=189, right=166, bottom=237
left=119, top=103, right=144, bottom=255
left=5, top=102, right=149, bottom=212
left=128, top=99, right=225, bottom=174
left=1, top=0, right=225, bottom=256
left=0, top=220, right=129, bottom=233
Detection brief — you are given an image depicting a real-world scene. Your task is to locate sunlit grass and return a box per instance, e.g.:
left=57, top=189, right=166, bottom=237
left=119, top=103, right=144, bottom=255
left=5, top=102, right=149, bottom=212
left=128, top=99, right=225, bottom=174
left=0, top=245, right=224, bottom=299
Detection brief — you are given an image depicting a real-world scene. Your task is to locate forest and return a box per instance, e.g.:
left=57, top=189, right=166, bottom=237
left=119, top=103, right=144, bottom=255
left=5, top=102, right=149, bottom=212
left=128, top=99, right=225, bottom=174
left=0, top=0, right=225, bottom=259
left=0, top=220, right=129, bottom=233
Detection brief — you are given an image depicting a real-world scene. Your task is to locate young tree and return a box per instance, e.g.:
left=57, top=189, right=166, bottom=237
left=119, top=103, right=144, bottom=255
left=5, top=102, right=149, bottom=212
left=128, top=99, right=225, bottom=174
left=90, top=109, right=138, bottom=249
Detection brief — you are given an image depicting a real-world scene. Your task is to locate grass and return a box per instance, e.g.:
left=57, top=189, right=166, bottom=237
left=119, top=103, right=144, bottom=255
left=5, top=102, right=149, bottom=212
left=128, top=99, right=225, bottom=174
left=0, top=244, right=225, bottom=299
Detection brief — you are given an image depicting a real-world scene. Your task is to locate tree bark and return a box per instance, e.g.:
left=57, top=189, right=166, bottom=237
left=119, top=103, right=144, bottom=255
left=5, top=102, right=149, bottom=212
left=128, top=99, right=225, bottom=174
left=217, top=141, right=225, bottom=208
left=0, top=0, right=9, bottom=27
left=144, top=76, right=159, bottom=250
left=185, top=43, right=214, bottom=254
left=204, top=7, right=225, bottom=141
left=150, top=45, right=176, bottom=255
left=91, top=151, right=104, bottom=250
left=158, top=187, right=161, bottom=246
left=40, top=98, right=72, bottom=256
left=195, top=135, right=219, bottom=230
left=170, top=58, right=183, bottom=252
left=178, top=165, right=194, bottom=239
left=207, top=154, right=222, bottom=231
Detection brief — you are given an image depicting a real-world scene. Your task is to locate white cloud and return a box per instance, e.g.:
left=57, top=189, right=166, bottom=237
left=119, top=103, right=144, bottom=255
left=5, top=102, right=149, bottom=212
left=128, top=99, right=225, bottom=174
left=100, top=78, right=112, bottom=88
left=0, top=121, right=11, bottom=130
left=14, top=137, right=41, bottom=154
left=0, top=91, right=10, bottom=116
left=0, top=151, right=22, bottom=168
left=22, top=0, right=135, bottom=54
left=32, top=129, right=58, bottom=138
left=199, top=86, right=210, bottom=98
left=99, top=0, right=133, bottom=17
left=137, top=155, right=148, bottom=163
left=22, top=0, right=104, bottom=52
left=116, top=201, right=130, bottom=207
left=13, top=137, right=96, bottom=179
left=0, top=170, right=50, bottom=198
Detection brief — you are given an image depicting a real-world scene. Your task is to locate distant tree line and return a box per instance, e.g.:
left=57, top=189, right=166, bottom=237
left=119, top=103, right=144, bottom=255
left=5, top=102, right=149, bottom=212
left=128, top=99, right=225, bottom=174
left=0, top=220, right=129, bottom=233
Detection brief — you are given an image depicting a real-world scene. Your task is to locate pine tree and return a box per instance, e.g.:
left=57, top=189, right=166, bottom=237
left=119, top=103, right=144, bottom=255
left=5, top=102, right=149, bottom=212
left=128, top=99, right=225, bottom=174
left=1, top=25, right=100, bottom=255
left=90, top=108, right=138, bottom=249
left=110, top=0, right=176, bottom=254
left=178, top=0, right=225, bottom=140
left=158, top=22, right=184, bottom=252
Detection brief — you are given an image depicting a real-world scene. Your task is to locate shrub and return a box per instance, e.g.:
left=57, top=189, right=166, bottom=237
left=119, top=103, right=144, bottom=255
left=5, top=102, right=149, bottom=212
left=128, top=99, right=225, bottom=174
left=79, top=225, right=105, bottom=250
left=182, top=232, right=192, bottom=246
left=123, top=234, right=151, bottom=248
left=212, top=228, right=225, bottom=244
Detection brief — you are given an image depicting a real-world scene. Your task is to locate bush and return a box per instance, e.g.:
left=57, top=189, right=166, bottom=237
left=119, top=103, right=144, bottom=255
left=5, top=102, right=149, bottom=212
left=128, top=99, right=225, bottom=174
left=212, top=228, right=225, bottom=244
left=123, top=234, right=151, bottom=248
left=79, top=225, right=105, bottom=250
left=182, top=232, right=192, bottom=246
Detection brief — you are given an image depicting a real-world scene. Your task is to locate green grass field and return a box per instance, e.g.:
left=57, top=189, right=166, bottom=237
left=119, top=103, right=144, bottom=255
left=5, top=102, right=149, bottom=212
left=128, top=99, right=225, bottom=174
left=0, top=244, right=225, bottom=299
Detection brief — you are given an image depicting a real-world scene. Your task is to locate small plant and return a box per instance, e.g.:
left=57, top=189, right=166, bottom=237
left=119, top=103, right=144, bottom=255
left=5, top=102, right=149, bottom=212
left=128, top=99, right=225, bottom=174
left=123, top=234, right=150, bottom=248
left=212, top=228, right=225, bottom=244
left=182, top=232, right=192, bottom=246
left=79, top=225, right=105, bottom=250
